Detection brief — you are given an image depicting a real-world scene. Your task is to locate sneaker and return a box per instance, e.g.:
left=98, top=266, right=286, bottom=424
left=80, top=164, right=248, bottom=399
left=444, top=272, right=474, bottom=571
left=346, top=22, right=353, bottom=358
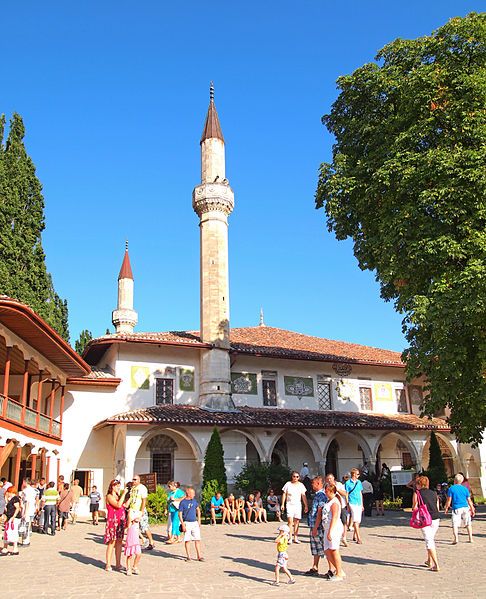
left=288, top=579, right=296, bottom=585
left=126, top=570, right=132, bottom=576
left=132, top=568, right=140, bottom=575
left=271, top=582, right=280, bottom=587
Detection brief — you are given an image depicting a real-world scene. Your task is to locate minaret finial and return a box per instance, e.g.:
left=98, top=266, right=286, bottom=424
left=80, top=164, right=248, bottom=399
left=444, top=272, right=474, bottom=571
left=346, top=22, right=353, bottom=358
left=125, top=239, right=129, bottom=251
left=259, top=307, right=265, bottom=327
left=210, top=81, right=214, bottom=102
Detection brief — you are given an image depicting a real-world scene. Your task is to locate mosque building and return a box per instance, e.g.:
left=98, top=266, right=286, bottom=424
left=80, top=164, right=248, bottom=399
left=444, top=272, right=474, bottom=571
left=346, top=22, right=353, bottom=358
left=2, top=86, right=485, bottom=500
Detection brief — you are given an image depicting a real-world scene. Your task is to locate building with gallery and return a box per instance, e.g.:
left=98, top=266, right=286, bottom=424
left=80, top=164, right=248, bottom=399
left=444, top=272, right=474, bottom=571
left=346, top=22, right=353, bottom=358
left=2, top=87, right=484, bottom=499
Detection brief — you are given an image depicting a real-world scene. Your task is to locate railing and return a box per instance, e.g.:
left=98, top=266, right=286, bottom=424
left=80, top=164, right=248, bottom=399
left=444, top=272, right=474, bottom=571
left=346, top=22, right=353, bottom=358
left=0, top=393, right=61, bottom=439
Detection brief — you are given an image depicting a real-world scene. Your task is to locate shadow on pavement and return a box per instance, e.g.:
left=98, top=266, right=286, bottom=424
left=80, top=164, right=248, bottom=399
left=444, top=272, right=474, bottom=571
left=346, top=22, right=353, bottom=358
left=342, top=555, right=424, bottom=570
left=221, top=555, right=274, bottom=572
left=59, top=551, right=105, bottom=569
left=225, top=570, right=272, bottom=584
left=225, top=533, right=274, bottom=542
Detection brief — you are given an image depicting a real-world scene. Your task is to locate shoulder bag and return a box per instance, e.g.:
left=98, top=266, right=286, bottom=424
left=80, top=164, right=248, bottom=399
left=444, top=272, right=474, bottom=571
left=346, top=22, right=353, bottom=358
left=410, top=490, right=432, bottom=529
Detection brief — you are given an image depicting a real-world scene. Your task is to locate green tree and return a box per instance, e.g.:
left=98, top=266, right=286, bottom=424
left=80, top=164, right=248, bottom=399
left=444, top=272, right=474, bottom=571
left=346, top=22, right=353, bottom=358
left=202, top=427, right=227, bottom=496
left=0, top=113, right=69, bottom=340
left=427, top=432, right=448, bottom=487
left=316, top=13, right=486, bottom=444
left=234, top=461, right=291, bottom=495
left=75, top=329, right=93, bottom=355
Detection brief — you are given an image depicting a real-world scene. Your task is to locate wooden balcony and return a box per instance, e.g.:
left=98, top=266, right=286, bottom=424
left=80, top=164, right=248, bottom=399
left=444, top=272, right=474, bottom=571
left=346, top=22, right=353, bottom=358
left=0, top=393, right=61, bottom=440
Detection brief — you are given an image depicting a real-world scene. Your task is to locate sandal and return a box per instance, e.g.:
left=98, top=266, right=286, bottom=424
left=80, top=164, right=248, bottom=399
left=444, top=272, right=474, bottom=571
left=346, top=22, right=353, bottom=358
left=198, top=557, right=205, bottom=562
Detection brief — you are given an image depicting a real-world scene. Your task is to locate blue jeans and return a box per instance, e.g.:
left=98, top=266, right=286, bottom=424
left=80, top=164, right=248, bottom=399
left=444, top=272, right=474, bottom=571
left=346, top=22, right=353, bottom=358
left=43, top=505, right=57, bottom=534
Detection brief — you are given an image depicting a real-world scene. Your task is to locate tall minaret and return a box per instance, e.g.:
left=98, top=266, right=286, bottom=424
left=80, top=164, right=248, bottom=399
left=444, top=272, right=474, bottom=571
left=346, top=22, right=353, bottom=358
left=193, top=83, right=235, bottom=411
left=112, top=241, right=138, bottom=334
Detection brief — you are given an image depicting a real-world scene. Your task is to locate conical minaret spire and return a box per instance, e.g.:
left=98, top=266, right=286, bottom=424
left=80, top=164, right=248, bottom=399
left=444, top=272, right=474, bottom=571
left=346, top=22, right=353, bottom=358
left=192, top=83, right=236, bottom=411
left=112, top=242, right=138, bottom=334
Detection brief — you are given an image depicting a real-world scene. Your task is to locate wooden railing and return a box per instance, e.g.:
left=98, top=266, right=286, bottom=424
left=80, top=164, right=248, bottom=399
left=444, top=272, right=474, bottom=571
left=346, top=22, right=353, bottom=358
left=0, top=394, right=61, bottom=439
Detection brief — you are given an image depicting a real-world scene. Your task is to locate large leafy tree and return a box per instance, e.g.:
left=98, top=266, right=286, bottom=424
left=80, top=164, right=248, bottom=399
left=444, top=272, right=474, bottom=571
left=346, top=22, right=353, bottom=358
left=0, top=113, right=69, bottom=340
left=316, top=13, right=486, bottom=444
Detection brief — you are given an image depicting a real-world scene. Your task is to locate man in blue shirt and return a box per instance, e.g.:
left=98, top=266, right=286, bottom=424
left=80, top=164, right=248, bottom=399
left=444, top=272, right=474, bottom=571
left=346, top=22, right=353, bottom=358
left=179, top=488, right=204, bottom=561
left=444, top=473, right=475, bottom=544
left=345, top=468, right=364, bottom=544
left=210, top=491, right=225, bottom=525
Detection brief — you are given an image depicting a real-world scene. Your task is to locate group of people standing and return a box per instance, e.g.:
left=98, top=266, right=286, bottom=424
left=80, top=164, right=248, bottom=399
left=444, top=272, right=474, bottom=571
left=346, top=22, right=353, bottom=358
left=0, top=475, right=86, bottom=555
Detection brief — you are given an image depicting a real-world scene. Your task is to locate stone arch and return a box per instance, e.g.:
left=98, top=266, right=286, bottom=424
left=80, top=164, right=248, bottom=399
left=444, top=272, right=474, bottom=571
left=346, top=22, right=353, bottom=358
left=322, top=432, right=373, bottom=480
left=139, top=427, right=202, bottom=462
left=421, top=432, right=458, bottom=476
left=220, top=428, right=265, bottom=462
left=375, top=431, right=420, bottom=471
left=267, top=430, right=322, bottom=464
left=267, top=430, right=321, bottom=476
left=135, top=427, right=201, bottom=487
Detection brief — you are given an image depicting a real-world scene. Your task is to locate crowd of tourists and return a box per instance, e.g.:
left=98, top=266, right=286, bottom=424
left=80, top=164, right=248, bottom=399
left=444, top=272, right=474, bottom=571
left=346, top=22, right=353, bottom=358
left=0, top=465, right=478, bottom=584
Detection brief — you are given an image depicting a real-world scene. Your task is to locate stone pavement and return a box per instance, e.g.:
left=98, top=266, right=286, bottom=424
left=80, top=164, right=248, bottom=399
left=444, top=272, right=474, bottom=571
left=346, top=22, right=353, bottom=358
left=1, top=509, right=485, bottom=599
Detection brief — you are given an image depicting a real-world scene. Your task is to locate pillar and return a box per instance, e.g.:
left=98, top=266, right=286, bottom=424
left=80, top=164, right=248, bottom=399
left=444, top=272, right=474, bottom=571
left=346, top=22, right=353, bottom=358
left=31, top=452, right=38, bottom=480
left=36, top=371, right=44, bottom=429
left=48, top=382, right=55, bottom=433
left=59, top=386, right=65, bottom=437
left=13, top=444, right=22, bottom=488
left=21, top=360, right=30, bottom=423
left=2, top=347, right=11, bottom=417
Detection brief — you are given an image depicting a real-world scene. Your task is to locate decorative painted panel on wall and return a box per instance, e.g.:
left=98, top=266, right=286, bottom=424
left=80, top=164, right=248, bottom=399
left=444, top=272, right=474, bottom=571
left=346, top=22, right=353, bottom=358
left=231, top=372, right=258, bottom=394
left=284, top=376, right=314, bottom=399
left=179, top=368, right=195, bottom=392
left=131, top=366, right=150, bottom=389
left=374, top=382, right=393, bottom=401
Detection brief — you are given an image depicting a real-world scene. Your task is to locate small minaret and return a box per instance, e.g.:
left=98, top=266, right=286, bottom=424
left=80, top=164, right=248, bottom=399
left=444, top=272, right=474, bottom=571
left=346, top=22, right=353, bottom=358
left=193, top=83, right=235, bottom=411
left=112, top=241, right=138, bottom=334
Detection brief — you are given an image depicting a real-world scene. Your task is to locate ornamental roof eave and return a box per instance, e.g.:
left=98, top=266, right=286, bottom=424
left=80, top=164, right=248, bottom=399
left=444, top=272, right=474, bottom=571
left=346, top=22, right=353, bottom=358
left=94, top=404, right=449, bottom=433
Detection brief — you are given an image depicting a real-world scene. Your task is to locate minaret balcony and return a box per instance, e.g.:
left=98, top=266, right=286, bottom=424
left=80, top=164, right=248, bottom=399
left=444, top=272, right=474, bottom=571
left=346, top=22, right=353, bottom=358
left=193, top=182, right=234, bottom=217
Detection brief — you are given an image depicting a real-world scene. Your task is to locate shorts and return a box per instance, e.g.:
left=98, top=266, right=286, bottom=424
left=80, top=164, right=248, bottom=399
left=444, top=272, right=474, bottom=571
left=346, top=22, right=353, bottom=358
left=139, top=509, right=149, bottom=533
left=421, top=519, right=440, bottom=549
left=324, top=522, right=344, bottom=551
left=309, top=531, right=325, bottom=556
left=286, top=504, right=302, bottom=520
left=89, top=503, right=99, bottom=513
left=452, top=507, right=471, bottom=528
left=349, top=503, right=362, bottom=524
left=276, top=551, right=288, bottom=567
left=184, top=521, right=201, bottom=542
left=267, top=505, right=280, bottom=513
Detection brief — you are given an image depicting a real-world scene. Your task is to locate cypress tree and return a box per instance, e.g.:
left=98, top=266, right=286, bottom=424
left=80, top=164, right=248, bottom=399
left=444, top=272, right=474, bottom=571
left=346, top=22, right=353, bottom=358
left=427, top=431, right=448, bottom=487
left=0, top=113, right=69, bottom=340
left=202, top=427, right=227, bottom=496
left=75, top=329, right=93, bottom=355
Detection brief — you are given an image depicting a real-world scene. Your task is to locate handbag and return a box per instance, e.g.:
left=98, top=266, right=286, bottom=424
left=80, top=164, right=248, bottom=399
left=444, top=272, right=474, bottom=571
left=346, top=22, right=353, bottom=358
left=410, top=490, right=432, bottom=529
left=18, top=519, right=27, bottom=536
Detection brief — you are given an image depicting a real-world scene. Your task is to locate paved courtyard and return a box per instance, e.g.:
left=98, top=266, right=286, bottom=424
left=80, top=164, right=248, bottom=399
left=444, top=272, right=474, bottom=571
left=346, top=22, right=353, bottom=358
left=2, top=509, right=485, bottom=598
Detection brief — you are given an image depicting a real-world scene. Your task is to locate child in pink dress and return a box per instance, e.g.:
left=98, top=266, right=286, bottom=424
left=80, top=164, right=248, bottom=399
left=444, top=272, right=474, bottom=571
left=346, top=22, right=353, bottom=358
left=124, top=509, right=142, bottom=576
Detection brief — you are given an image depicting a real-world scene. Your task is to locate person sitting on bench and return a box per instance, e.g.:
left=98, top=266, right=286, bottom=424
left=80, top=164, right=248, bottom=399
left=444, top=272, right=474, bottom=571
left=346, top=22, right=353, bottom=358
left=210, top=492, right=225, bottom=525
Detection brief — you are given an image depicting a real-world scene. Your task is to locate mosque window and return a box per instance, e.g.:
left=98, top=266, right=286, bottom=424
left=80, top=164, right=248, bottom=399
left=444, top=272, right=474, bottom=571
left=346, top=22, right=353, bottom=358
left=317, top=377, right=332, bottom=410
left=262, top=379, right=277, bottom=406
left=155, top=378, right=174, bottom=405
left=359, top=386, right=373, bottom=411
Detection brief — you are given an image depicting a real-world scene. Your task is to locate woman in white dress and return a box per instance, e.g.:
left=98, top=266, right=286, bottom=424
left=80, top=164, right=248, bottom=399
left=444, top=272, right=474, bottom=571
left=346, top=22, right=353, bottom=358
left=322, top=483, right=345, bottom=581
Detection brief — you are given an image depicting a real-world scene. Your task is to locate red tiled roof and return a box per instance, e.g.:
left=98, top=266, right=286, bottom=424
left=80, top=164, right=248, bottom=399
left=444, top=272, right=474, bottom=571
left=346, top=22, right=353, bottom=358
left=83, top=326, right=404, bottom=368
left=96, top=404, right=448, bottom=431
left=229, top=327, right=403, bottom=367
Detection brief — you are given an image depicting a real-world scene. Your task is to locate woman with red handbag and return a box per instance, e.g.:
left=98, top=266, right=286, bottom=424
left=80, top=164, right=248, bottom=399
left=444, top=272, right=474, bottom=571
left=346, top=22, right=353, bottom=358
left=412, top=476, right=441, bottom=572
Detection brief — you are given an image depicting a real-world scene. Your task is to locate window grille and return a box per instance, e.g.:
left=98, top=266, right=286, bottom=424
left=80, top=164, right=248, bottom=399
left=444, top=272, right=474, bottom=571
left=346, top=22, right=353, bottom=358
left=155, top=378, right=174, bottom=405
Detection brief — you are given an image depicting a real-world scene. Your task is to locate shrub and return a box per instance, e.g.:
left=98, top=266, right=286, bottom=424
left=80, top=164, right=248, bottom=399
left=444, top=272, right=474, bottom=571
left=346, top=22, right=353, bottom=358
left=383, top=497, right=403, bottom=510
left=200, top=479, right=220, bottom=511
left=202, top=428, right=227, bottom=497
left=146, top=484, right=168, bottom=524
left=234, top=462, right=291, bottom=495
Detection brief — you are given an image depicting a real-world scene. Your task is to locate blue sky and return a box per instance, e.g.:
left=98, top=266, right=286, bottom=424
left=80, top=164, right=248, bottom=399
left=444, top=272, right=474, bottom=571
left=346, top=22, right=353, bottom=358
left=1, top=2, right=482, bottom=351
